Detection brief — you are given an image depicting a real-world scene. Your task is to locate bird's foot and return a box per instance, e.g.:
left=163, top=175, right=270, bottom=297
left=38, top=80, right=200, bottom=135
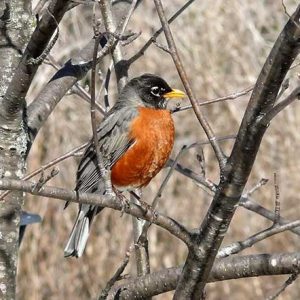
left=114, top=189, right=130, bottom=217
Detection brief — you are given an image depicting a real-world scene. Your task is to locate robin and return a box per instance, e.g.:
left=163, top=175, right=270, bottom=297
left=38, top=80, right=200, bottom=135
left=64, top=73, right=185, bottom=258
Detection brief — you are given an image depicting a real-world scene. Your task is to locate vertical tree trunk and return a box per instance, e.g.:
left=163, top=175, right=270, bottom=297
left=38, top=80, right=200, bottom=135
left=0, top=1, right=33, bottom=298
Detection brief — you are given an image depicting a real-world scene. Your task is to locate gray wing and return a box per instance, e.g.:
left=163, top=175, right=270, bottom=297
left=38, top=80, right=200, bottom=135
left=75, top=107, right=139, bottom=193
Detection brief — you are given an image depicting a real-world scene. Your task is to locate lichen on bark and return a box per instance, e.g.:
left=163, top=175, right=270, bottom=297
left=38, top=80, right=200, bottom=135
left=0, top=0, right=34, bottom=299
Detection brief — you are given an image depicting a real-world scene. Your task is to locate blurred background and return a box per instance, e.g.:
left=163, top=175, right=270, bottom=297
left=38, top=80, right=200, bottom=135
left=18, top=0, right=300, bottom=299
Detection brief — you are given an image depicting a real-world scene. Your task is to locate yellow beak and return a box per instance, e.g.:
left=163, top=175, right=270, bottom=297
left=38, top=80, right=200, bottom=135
left=163, top=89, right=186, bottom=99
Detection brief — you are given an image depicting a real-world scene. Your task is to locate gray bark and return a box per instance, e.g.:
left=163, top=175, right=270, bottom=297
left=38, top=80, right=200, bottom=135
left=0, top=0, right=33, bottom=298
left=174, top=5, right=300, bottom=299
left=108, top=252, right=300, bottom=299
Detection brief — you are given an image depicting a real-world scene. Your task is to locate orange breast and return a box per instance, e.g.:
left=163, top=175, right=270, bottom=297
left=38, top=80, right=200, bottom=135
left=111, top=107, right=175, bottom=190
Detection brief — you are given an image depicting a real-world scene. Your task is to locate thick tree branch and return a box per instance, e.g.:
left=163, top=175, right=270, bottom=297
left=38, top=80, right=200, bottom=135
left=0, top=1, right=34, bottom=298
left=2, top=0, right=71, bottom=118
left=107, top=253, right=300, bottom=299
left=175, top=5, right=300, bottom=299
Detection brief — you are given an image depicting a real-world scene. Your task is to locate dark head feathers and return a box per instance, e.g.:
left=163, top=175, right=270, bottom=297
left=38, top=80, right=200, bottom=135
left=118, top=73, right=184, bottom=109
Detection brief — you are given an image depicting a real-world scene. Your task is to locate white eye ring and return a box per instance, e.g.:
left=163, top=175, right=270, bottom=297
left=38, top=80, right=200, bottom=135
left=151, top=86, right=160, bottom=97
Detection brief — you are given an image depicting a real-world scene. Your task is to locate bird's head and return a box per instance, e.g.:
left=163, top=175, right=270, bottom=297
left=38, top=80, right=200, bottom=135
left=119, top=73, right=185, bottom=109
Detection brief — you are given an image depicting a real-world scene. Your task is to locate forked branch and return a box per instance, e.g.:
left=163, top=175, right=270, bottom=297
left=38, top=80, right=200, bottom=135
left=174, top=4, right=300, bottom=299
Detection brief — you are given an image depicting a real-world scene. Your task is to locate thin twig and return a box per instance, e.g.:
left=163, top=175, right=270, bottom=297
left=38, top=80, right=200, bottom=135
left=131, top=191, right=151, bottom=281
left=121, top=31, right=141, bottom=46
left=276, top=78, right=289, bottom=101
left=267, top=271, right=300, bottom=300
left=240, top=196, right=300, bottom=237
left=99, top=0, right=137, bottom=90
left=169, top=134, right=236, bottom=192
left=98, top=246, right=134, bottom=300
left=281, top=0, right=292, bottom=19
left=32, top=168, right=59, bottom=192
left=172, top=85, right=253, bottom=113
left=217, top=219, right=300, bottom=259
left=138, top=146, right=187, bottom=245
left=103, top=63, right=113, bottom=111
left=153, top=0, right=226, bottom=170
left=71, top=0, right=95, bottom=5
left=153, top=40, right=171, bottom=54
left=273, top=173, right=280, bottom=225
left=44, top=55, right=106, bottom=114
left=70, top=84, right=106, bottom=114
left=91, top=32, right=113, bottom=195
left=170, top=159, right=216, bottom=191
left=196, top=147, right=205, bottom=178
left=154, top=145, right=187, bottom=205
left=127, top=0, right=196, bottom=66
left=244, top=178, right=269, bottom=198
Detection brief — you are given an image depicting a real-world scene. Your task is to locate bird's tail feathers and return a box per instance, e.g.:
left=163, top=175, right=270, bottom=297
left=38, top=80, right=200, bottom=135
left=64, top=205, right=98, bottom=258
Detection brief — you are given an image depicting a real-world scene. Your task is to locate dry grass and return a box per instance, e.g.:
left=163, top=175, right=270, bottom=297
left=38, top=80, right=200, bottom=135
left=17, top=1, right=300, bottom=299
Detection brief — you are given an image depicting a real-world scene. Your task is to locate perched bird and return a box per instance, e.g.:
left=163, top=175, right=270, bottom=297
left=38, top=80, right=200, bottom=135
left=64, top=73, right=185, bottom=258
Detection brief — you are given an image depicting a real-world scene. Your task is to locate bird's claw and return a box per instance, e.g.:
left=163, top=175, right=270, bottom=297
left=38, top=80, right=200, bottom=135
left=114, top=190, right=130, bottom=217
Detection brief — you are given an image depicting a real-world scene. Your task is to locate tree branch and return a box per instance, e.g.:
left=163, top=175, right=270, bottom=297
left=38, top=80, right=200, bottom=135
left=172, top=85, right=253, bottom=113
left=127, top=0, right=196, bottom=66
left=240, top=196, right=300, bottom=236
left=27, top=36, right=113, bottom=142
left=0, top=1, right=35, bottom=298
left=90, top=31, right=114, bottom=194
left=2, top=0, right=71, bottom=118
left=217, top=219, right=300, bottom=258
left=261, top=86, right=300, bottom=126
left=99, top=0, right=128, bottom=90
left=175, top=4, right=300, bottom=299
left=27, top=0, right=140, bottom=143
left=0, top=178, right=192, bottom=246
left=108, top=253, right=300, bottom=299
left=267, top=270, right=300, bottom=300
left=153, top=0, right=226, bottom=170
left=98, top=246, right=133, bottom=300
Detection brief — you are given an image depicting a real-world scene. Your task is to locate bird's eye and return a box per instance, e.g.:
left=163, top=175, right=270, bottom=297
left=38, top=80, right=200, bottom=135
left=150, top=86, right=160, bottom=97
